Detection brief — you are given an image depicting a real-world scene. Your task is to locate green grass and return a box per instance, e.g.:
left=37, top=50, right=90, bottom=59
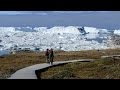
left=40, top=58, right=120, bottom=79
left=1, top=48, right=120, bottom=79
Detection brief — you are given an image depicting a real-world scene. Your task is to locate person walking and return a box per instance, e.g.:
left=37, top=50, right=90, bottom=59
left=45, top=49, right=50, bottom=64
left=49, top=48, right=54, bottom=65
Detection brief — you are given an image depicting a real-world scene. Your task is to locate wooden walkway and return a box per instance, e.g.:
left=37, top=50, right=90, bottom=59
left=8, top=59, right=94, bottom=79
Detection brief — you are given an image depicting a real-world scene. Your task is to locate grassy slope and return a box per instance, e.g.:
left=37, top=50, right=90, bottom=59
left=0, top=51, right=45, bottom=79
left=39, top=48, right=120, bottom=79
left=40, top=58, right=120, bottom=79
left=1, top=48, right=120, bottom=79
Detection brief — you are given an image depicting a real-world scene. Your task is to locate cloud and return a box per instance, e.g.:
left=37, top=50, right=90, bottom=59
left=0, top=11, right=108, bottom=15
left=32, top=12, right=48, bottom=15
left=0, top=11, right=24, bottom=15
left=52, top=11, right=112, bottom=14
left=0, top=11, right=33, bottom=15
left=0, top=11, right=48, bottom=15
left=0, top=11, right=113, bottom=16
left=52, top=11, right=83, bottom=13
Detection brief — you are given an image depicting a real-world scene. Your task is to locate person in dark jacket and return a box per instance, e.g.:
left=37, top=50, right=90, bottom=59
left=45, top=49, right=50, bottom=64
left=49, top=48, right=54, bottom=65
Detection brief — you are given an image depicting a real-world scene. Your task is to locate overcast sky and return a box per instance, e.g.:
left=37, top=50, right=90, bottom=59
left=0, top=11, right=119, bottom=30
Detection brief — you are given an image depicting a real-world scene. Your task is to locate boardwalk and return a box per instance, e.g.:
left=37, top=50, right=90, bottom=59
left=8, top=59, right=94, bottom=79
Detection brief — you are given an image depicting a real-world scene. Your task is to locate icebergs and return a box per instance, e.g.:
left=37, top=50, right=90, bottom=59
left=84, top=27, right=99, bottom=34
left=47, top=26, right=80, bottom=34
left=0, top=27, right=16, bottom=32
left=114, top=30, right=120, bottom=35
left=34, top=27, right=48, bottom=32
left=99, top=29, right=109, bottom=34
left=85, top=34, right=99, bottom=39
left=0, top=26, right=116, bottom=51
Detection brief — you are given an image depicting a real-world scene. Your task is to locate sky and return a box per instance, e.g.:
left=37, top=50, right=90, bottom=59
left=0, top=11, right=120, bottom=30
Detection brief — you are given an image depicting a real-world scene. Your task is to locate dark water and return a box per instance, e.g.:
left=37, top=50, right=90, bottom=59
left=0, top=50, right=11, bottom=56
